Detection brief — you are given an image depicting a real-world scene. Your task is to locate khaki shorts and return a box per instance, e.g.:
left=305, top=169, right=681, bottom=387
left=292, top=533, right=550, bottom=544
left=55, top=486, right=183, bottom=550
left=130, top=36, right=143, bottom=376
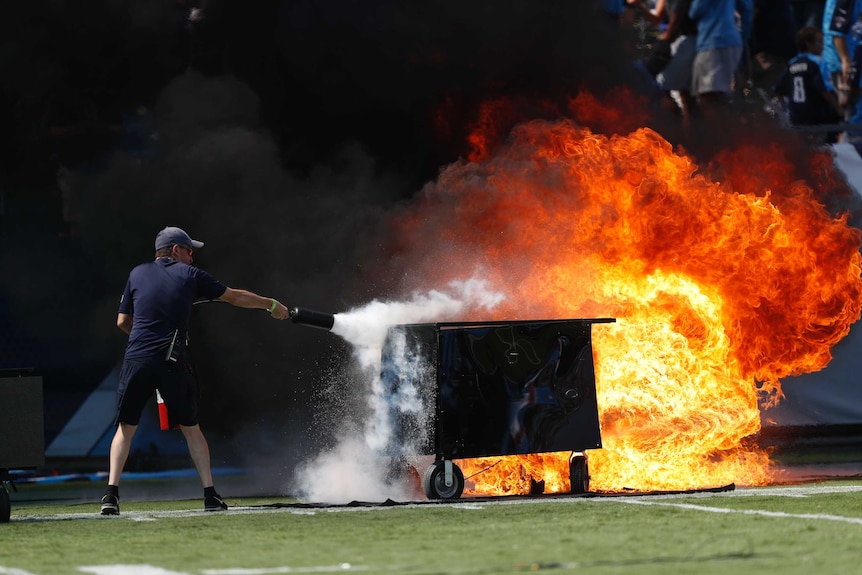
left=691, top=45, right=743, bottom=96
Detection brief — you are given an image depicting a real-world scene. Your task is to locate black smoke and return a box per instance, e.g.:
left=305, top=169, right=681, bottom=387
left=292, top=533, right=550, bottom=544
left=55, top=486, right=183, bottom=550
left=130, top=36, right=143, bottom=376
left=0, top=0, right=824, bottom=486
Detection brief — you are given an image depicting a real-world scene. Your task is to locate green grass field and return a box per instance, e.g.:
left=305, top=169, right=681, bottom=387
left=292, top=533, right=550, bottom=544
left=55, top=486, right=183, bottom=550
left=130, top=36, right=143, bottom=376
left=3, top=479, right=862, bottom=575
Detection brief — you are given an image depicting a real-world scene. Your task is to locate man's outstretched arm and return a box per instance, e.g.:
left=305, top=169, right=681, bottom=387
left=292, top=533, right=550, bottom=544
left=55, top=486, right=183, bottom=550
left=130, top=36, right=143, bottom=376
left=219, top=287, right=289, bottom=319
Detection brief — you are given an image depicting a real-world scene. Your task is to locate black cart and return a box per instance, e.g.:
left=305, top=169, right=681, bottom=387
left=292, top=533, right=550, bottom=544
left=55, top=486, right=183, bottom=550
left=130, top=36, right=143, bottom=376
left=0, top=369, right=45, bottom=522
left=378, top=318, right=614, bottom=499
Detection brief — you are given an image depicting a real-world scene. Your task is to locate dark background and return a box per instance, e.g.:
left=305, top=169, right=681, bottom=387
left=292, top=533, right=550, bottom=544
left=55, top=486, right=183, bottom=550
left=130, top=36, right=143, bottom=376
left=0, top=0, right=824, bottom=479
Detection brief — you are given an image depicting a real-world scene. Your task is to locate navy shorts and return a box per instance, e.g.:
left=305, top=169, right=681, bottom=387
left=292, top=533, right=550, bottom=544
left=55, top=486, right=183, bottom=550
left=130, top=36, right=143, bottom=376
left=116, top=358, right=199, bottom=426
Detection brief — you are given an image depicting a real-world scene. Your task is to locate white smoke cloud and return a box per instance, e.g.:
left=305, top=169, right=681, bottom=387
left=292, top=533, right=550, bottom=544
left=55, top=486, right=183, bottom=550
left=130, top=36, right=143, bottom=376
left=290, top=275, right=504, bottom=503
left=331, top=276, right=505, bottom=370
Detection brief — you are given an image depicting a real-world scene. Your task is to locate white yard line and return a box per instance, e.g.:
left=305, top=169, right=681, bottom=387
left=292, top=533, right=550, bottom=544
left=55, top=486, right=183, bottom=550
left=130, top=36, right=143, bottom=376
left=0, top=568, right=40, bottom=575
left=201, top=565, right=366, bottom=574
left=648, top=484, right=862, bottom=499
left=616, top=497, right=862, bottom=525
left=72, top=566, right=367, bottom=575
left=78, top=567, right=189, bottom=575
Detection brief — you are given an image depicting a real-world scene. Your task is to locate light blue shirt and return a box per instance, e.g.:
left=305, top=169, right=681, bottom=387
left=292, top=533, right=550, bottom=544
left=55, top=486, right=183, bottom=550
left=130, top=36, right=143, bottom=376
left=822, top=0, right=862, bottom=75
left=689, top=0, right=753, bottom=52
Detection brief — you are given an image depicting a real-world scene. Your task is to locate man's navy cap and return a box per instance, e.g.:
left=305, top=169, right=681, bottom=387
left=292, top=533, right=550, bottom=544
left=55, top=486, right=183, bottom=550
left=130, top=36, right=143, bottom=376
left=155, top=226, right=205, bottom=250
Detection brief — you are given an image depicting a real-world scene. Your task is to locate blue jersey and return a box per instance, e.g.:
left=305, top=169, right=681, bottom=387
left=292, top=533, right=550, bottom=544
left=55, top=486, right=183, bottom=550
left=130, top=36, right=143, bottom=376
left=774, top=53, right=839, bottom=125
left=823, top=0, right=862, bottom=74
left=689, top=0, right=753, bottom=51
left=119, top=258, right=226, bottom=360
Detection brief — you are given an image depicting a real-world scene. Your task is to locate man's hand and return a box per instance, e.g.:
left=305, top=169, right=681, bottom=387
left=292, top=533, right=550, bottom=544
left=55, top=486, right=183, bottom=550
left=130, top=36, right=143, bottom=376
left=270, top=301, right=289, bottom=320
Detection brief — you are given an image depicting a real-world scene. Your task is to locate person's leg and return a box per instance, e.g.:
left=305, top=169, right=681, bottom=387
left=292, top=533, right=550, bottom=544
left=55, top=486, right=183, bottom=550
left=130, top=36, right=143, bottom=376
left=657, top=35, right=696, bottom=117
left=679, top=91, right=694, bottom=119
left=108, top=422, right=138, bottom=485
left=101, top=360, right=152, bottom=515
left=101, top=422, right=137, bottom=515
left=661, top=91, right=684, bottom=115
left=162, top=363, right=226, bottom=510
left=181, top=424, right=228, bottom=511
left=693, top=47, right=742, bottom=122
left=180, top=424, right=214, bottom=488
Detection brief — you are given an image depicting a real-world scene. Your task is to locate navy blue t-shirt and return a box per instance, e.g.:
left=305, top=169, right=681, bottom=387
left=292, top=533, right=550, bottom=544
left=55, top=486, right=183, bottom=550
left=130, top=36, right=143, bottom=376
left=118, top=258, right=227, bottom=360
left=774, top=53, right=839, bottom=126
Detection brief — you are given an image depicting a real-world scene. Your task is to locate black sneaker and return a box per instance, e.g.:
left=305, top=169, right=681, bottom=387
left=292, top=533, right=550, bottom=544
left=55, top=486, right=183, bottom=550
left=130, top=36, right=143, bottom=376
left=100, top=493, right=120, bottom=515
left=204, top=494, right=228, bottom=512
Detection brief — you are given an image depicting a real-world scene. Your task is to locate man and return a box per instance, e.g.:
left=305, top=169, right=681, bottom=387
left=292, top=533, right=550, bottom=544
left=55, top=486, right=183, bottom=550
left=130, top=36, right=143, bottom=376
left=774, top=26, right=844, bottom=143
left=823, top=0, right=860, bottom=95
left=654, top=0, right=699, bottom=119
left=101, top=226, right=289, bottom=515
left=689, top=0, right=754, bottom=108
left=823, top=0, right=862, bottom=140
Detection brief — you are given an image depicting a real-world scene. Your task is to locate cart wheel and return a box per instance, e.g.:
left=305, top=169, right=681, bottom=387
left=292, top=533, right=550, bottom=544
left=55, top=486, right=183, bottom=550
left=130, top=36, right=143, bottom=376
left=422, top=461, right=465, bottom=500
left=0, top=483, right=10, bottom=523
left=569, top=453, right=589, bottom=494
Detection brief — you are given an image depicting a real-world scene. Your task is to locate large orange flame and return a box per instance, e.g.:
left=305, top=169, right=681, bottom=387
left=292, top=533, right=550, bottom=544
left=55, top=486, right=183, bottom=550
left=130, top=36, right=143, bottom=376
left=389, top=96, right=862, bottom=493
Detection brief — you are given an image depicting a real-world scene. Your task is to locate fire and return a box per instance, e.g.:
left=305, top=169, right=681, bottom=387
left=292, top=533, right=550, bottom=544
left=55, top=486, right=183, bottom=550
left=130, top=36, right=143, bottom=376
left=386, top=95, right=862, bottom=493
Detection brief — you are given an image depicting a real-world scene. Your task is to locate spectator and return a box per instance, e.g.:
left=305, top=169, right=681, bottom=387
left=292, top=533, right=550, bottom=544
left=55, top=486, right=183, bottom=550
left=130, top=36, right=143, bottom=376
left=774, top=26, right=844, bottom=142
left=823, top=0, right=862, bottom=139
left=654, top=0, right=699, bottom=118
left=822, top=0, right=856, bottom=102
left=689, top=0, right=754, bottom=109
left=633, top=0, right=673, bottom=77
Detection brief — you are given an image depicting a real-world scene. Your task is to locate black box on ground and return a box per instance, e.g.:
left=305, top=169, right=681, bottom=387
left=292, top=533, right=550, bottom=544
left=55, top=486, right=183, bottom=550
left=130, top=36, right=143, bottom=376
left=0, top=371, right=45, bottom=470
